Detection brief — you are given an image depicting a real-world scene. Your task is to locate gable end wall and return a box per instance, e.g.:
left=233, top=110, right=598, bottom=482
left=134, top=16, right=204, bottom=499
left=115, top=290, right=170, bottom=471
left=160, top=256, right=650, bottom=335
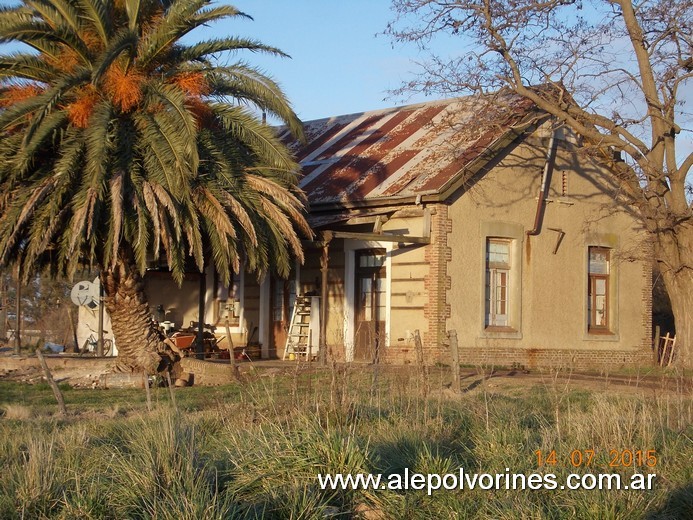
left=440, top=129, right=652, bottom=369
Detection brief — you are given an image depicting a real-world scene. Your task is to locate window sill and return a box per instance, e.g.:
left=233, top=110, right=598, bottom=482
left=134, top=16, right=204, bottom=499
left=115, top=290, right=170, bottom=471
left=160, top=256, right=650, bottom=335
left=480, top=327, right=522, bottom=340
left=485, top=326, right=516, bottom=333
left=587, top=328, right=613, bottom=335
left=583, top=330, right=620, bottom=342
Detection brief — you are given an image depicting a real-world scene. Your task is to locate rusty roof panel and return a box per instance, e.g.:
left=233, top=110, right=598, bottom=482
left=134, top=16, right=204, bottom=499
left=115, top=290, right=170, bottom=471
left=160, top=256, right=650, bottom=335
left=294, top=120, right=350, bottom=160
left=293, top=93, right=538, bottom=206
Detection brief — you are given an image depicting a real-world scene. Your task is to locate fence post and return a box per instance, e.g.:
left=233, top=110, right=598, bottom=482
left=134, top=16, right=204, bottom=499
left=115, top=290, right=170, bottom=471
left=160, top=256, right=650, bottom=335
left=143, top=372, right=152, bottom=412
left=449, top=330, right=461, bottom=394
left=165, top=371, right=177, bottom=410
left=35, top=348, right=67, bottom=416
left=225, top=318, right=240, bottom=381
left=413, top=329, right=429, bottom=396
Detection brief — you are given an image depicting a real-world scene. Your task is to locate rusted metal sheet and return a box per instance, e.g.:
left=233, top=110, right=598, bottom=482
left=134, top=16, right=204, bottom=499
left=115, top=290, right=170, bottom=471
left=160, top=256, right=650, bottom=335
left=293, top=93, right=538, bottom=206
left=306, top=205, right=405, bottom=229
left=306, top=212, right=351, bottom=228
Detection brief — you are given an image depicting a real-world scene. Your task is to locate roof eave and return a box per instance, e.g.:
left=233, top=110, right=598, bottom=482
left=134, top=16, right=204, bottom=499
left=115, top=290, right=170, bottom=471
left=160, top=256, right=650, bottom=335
left=308, top=194, right=421, bottom=213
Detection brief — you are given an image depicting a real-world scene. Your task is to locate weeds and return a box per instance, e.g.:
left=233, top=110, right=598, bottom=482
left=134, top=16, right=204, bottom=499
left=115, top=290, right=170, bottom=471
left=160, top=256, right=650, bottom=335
left=1, top=403, right=33, bottom=420
left=0, top=368, right=690, bottom=519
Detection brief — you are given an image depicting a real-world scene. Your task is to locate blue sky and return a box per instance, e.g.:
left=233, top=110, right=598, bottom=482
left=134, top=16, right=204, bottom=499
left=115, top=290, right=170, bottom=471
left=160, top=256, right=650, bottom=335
left=227, top=1, right=432, bottom=121
left=0, top=0, right=689, bottom=169
left=226, top=1, right=690, bottom=173
left=0, top=0, right=440, bottom=120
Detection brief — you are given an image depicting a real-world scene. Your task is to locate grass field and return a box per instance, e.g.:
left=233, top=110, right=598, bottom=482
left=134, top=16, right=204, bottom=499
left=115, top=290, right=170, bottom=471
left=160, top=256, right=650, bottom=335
left=0, top=365, right=691, bottom=519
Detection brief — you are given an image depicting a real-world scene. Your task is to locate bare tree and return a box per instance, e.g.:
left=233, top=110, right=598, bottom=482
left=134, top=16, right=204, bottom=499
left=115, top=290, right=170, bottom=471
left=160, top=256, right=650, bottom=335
left=387, top=0, right=693, bottom=367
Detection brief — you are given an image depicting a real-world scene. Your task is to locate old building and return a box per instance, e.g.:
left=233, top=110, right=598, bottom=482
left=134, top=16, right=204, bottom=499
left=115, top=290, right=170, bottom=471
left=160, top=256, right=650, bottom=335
left=144, top=91, right=653, bottom=369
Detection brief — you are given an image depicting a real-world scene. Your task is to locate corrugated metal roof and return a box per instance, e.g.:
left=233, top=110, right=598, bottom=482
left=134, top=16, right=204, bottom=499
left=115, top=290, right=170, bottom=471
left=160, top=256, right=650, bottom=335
left=290, top=92, right=539, bottom=206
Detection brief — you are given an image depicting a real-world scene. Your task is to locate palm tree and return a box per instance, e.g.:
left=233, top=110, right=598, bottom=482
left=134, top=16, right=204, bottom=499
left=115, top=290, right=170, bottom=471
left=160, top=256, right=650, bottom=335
left=0, top=0, right=310, bottom=372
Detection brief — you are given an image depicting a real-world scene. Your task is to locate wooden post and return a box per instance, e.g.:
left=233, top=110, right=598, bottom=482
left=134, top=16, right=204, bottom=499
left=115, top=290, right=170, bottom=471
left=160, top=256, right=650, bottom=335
left=370, top=274, right=378, bottom=364
left=196, top=269, right=206, bottom=359
left=35, top=348, right=67, bottom=416
left=143, top=372, right=152, bottom=412
left=449, top=330, right=461, bottom=394
left=96, top=278, right=104, bottom=357
left=225, top=318, right=240, bottom=381
left=319, top=232, right=332, bottom=366
left=165, top=371, right=177, bottom=410
left=413, top=329, right=428, bottom=395
left=653, top=325, right=661, bottom=366
left=414, top=329, right=425, bottom=367
left=0, top=275, right=7, bottom=341
left=67, top=307, right=79, bottom=353
left=14, top=264, right=21, bottom=355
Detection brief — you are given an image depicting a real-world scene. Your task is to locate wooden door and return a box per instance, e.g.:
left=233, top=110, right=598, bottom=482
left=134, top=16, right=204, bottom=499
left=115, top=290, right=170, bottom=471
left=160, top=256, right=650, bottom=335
left=354, top=249, right=386, bottom=362
left=270, top=274, right=296, bottom=358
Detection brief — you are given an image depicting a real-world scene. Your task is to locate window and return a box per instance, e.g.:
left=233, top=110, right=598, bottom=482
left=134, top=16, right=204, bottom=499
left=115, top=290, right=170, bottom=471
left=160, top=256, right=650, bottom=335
left=479, top=222, right=523, bottom=338
left=588, top=247, right=610, bottom=332
left=485, top=239, right=511, bottom=328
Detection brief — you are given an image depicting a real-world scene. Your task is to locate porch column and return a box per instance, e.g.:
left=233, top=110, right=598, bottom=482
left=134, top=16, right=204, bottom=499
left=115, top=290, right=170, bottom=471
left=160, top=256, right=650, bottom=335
left=96, top=280, right=104, bottom=357
left=196, top=269, right=206, bottom=359
left=319, top=231, right=333, bottom=365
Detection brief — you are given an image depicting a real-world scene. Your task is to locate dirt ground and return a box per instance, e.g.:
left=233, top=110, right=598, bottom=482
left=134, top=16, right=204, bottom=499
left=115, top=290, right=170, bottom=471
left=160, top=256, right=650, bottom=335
left=449, top=367, right=692, bottom=398
left=1, top=347, right=690, bottom=398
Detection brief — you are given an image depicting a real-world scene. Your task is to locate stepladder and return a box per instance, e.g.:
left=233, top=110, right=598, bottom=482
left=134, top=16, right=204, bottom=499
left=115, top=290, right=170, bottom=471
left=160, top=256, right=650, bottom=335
left=283, top=295, right=316, bottom=360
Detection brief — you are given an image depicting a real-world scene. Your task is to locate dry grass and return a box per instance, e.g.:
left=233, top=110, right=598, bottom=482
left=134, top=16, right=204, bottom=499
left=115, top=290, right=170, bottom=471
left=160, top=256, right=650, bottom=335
left=1, top=404, right=34, bottom=420
left=0, top=367, right=690, bottom=519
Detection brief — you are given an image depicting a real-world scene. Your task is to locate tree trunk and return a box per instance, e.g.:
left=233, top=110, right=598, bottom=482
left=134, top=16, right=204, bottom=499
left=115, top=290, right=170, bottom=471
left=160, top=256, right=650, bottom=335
left=0, top=275, right=7, bottom=340
left=100, top=256, right=175, bottom=373
left=656, top=225, right=693, bottom=370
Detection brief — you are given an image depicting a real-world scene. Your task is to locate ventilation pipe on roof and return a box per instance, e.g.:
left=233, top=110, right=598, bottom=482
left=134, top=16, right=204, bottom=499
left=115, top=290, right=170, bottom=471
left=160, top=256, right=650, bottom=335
left=526, top=127, right=559, bottom=236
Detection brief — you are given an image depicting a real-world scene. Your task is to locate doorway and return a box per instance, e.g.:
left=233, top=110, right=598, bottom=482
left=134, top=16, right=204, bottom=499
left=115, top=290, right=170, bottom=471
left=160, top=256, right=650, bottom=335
left=354, top=249, right=387, bottom=362
left=269, top=272, right=297, bottom=358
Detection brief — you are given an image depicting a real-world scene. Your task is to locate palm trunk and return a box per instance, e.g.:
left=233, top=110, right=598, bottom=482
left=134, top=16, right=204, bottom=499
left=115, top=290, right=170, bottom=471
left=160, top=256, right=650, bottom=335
left=100, top=256, right=174, bottom=373
left=656, top=225, right=693, bottom=370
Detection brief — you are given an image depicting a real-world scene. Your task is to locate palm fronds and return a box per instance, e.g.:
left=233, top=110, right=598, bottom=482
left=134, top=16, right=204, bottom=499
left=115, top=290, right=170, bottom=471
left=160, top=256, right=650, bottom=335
left=0, top=0, right=310, bottom=287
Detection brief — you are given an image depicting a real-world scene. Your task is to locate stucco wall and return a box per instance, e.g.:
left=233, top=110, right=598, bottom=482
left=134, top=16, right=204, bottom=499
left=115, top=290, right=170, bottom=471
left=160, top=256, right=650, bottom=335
left=214, top=127, right=651, bottom=369
left=445, top=126, right=651, bottom=367
left=144, top=271, right=200, bottom=331
left=76, top=304, right=115, bottom=354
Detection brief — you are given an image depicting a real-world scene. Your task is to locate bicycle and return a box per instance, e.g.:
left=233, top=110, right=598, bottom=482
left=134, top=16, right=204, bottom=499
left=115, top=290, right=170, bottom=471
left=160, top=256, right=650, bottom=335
left=81, top=333, right=114, bottom=356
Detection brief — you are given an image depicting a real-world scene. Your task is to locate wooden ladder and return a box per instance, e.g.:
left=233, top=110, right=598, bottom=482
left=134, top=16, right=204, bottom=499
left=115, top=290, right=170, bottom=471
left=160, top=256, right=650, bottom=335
left=283, top=296, right=313, bottom=360
left=658, top=333, right=677, bottom=367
